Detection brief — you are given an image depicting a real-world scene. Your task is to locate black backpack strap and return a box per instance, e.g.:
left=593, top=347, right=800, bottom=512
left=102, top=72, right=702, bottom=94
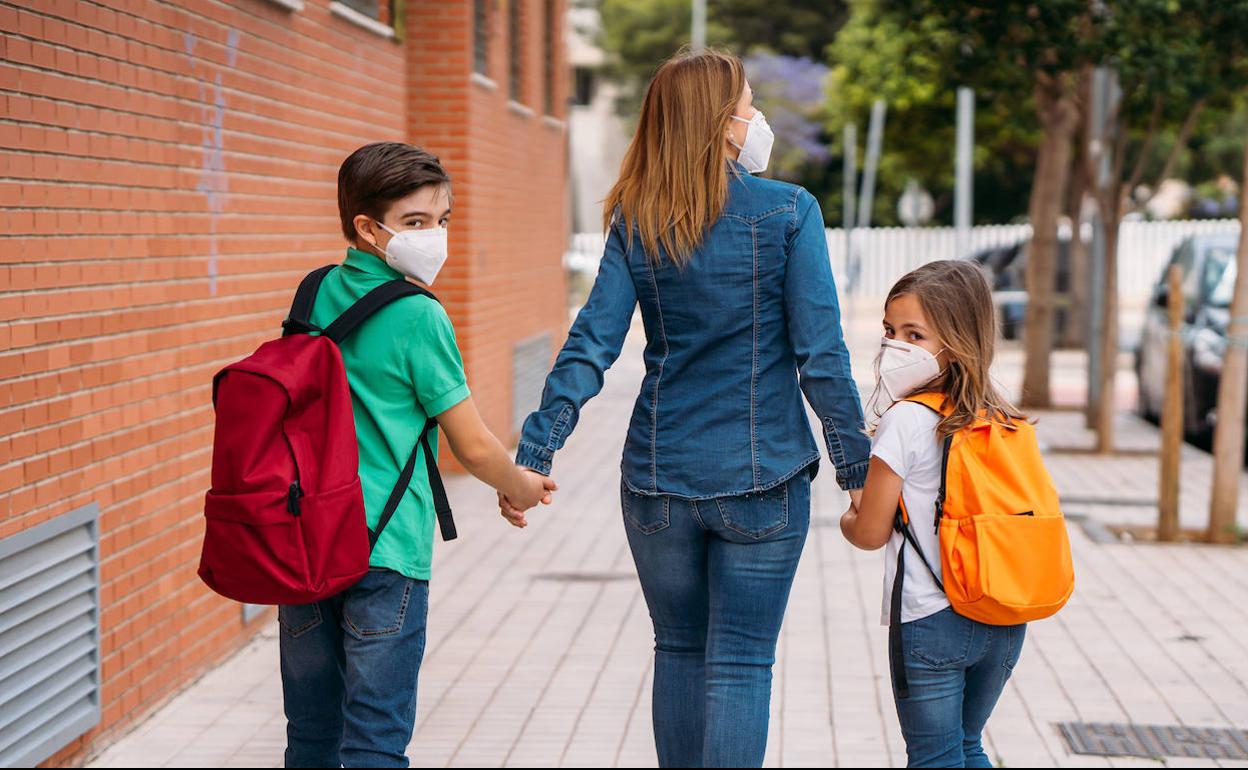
left=932, top=433, right=953, bottom=533
left=370, top=418, right=458, bottom=548
left=282, top=265, right=337, bottom=336
left=323, top=279, right=437, bottom=344
left=888, top=503, right=946, bottom=701
left=333, top=282, right=456, bottom=548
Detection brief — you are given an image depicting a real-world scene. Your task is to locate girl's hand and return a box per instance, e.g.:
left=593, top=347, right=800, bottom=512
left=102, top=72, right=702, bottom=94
left=840, top=456, right=903, bottom=550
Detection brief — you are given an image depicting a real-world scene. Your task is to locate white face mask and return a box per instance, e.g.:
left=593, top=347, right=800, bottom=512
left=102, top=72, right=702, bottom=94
left=730, top=111, right=774, bottom=174
left=878, top=337, right=943, bottom=401
left=374, top=222, right=448, bottom=285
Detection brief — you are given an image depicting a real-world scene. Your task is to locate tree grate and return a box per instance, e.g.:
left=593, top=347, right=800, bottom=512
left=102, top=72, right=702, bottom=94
left=1058, top=722, right=1248, bottom=760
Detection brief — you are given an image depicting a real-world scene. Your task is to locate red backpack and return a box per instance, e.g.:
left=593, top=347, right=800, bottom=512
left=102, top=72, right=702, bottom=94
left=199, top=265, right=457, bottom=605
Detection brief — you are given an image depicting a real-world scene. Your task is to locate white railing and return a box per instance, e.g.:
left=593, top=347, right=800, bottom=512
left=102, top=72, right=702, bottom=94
left=565, top=218, right=1240, bottom=301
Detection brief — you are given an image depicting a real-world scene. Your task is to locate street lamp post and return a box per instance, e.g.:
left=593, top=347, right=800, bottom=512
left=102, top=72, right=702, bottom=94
left=692, top=0, right=706, bottom=51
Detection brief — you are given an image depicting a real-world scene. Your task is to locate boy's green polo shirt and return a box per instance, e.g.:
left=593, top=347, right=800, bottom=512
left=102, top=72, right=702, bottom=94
left=309, top=248, right=470, bottom=581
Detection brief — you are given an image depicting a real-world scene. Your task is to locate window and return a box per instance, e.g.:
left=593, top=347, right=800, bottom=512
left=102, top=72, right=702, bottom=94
left=573, top=67, right=595, bottom=107
left=339, top=0, right=379, bottom=15
left=543, top=0, right=556, bottom=114
left=509, top=0, right=524, bottom=101
left=474, top=0, right=490, bottom=75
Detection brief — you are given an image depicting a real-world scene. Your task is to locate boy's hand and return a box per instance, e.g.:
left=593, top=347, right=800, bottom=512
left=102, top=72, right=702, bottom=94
left=500, top=468, right=557, bottom=525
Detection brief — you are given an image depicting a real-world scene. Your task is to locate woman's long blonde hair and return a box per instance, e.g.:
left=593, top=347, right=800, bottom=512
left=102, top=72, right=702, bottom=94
left=603, top=48, right=746, bottom=266
left=879, top=260, right=1027, bottom=438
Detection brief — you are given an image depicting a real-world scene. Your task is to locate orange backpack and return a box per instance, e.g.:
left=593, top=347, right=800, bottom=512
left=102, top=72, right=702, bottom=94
left=889, top=391, right=1074, bottom=693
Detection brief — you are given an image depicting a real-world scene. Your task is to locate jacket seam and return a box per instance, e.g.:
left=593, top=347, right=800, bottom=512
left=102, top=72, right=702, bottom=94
left=548, top=404, right=574, bottom=449
left=822, top=416, right=848, bottom=468
left=750, top=221, right=761, bottom=487
left=646, top=258, right=668, bottom=493
left=620, top=455, right=817, bottom=501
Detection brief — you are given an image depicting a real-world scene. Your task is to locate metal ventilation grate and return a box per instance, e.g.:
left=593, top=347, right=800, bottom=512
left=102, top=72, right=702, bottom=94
left=0, top=503, right=101, bottom=768
left=513, top=333, right=553, bottom=434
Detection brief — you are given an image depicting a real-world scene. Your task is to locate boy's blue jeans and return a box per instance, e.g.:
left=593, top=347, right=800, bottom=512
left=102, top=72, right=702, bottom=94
left=892, top=607, right=1026, bottom=768
left=278, top=568, right=429, bottom=768
left=622, top=472, right=811, bottom=768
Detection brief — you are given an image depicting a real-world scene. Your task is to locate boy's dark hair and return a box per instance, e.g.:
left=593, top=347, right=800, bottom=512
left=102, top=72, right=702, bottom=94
left=337, top=142, right=451, bottom=241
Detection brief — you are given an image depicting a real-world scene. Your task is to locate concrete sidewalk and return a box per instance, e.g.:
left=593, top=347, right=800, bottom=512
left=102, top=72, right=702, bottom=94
left=89, top=321, right=1248, bottom=768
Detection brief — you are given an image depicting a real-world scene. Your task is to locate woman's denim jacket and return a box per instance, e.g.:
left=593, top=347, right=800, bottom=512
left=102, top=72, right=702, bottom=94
left=516, top=164, right=870, bottom=498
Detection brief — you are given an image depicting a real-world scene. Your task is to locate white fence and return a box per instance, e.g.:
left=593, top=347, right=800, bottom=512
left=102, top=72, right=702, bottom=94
left=566, top=218, right=1240, bottom=301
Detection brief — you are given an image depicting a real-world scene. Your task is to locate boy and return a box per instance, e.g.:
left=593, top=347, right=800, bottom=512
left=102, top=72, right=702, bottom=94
left=279, top=142, right=555, bottom=768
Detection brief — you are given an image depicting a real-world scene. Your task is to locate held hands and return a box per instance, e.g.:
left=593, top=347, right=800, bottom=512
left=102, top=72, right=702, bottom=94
left=498, top=467, right=557, bottom=528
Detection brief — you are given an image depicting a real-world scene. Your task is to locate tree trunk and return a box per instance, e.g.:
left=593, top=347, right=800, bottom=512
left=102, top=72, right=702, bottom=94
left=1207, top=136, right=1248, bottom=544
left=1064, top=157, right=1090, bottom=350
left=1022, top=78, right=1079, bottom=408
left=1094, top=191, right=1121, bottom=454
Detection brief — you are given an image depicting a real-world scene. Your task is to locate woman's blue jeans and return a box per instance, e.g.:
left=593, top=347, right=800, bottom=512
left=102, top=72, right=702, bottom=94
left=892, top=607, right=1027, bottom=768
left=622, top=471, right=811, bottom=768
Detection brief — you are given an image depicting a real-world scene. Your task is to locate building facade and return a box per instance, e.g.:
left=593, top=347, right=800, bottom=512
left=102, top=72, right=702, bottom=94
left=0, top=0, right=569, bottom=764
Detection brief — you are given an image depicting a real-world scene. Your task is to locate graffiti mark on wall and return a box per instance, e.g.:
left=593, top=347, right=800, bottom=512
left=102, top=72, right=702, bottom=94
left=183, top=29, right=238, bottom=296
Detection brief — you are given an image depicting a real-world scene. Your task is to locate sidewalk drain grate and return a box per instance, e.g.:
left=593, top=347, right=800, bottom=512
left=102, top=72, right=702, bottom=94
left=532, top=572, right=635, bottom=583
left=1058, top=722, right=1248, bottom=760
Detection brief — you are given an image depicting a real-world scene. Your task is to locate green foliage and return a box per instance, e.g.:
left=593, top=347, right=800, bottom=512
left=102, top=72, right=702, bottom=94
left=823, top=1, right=1038, bottom=226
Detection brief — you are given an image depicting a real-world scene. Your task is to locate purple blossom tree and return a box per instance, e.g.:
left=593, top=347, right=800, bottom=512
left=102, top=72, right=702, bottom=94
left=744, top=53, right=831, bottom=182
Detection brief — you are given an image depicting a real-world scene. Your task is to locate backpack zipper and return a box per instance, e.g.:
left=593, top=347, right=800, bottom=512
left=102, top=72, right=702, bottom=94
left=281, top=429, right=304, bottom=516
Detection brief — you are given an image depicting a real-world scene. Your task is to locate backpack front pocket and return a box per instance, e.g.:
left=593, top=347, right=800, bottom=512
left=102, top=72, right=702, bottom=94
left=941, top=513, right=1074, bottom=625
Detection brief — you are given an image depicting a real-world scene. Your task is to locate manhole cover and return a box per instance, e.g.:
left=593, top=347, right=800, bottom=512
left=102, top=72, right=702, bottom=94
left=1058, top=722, right=1248, bottom=760
left=532, top=572, right=635, bottom=583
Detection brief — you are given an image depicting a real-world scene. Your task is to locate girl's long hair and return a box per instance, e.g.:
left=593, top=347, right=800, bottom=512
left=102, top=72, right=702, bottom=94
left=875, top=259, right=1027, bottom=438
left=602, top=48, right=746, bottom=267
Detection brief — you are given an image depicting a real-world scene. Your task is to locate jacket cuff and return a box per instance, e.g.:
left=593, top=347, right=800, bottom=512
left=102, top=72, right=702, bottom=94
left=515, top=441, right=553, bottom=476
left=836, top=458, right=869, bottom=490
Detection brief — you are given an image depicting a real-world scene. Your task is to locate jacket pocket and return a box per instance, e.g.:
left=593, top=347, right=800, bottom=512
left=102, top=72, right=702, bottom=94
left=621, top=486, right=671, bottom=535
left=714, top=483, right=789, bottom=540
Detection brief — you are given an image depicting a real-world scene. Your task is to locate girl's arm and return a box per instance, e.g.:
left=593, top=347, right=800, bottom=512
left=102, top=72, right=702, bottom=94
left=840, top=456, right=903, bottom=550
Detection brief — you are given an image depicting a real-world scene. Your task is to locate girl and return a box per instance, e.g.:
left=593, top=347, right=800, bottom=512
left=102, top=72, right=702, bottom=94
left=507, top=49, right=870, bottom=767
left=840, top=259, right=1027, bottom=769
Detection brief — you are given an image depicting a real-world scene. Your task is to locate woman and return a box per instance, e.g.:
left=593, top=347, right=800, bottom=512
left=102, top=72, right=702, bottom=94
left=509, top=49, right=869, bottom=768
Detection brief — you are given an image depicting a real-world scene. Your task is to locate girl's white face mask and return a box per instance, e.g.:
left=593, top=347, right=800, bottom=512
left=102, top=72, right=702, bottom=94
left=375, top=222, right=449, bottom=285
left=878, top=337, right=943, bottom=401
left=729, top=111, right=774, bottom=174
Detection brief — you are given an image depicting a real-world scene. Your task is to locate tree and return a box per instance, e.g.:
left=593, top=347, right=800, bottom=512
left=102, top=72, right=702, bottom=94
left=599, top=0, right=850, bottom=112
left=1084, top=0, right=1248, bottom=452
left=1202, top=1, right=1248, bottom=543
left=822, top=2, right=1038, bottom=228
left=890, top=0, right=1092, bottom=408
left=744, top=53, right=831, bottom=183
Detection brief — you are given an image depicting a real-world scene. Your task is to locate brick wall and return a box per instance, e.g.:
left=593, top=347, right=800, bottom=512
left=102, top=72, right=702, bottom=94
left=0, top=0, right=568, bottom=764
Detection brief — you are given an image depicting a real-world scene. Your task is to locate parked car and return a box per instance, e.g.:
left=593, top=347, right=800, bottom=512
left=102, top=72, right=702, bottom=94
left=967, top=237, right=1072, bottom=340
left=1134, top=233, right=1239, bottom=443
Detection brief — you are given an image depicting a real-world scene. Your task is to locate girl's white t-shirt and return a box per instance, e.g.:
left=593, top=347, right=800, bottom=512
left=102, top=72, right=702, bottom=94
left=871, top=400, right=951, bottom=625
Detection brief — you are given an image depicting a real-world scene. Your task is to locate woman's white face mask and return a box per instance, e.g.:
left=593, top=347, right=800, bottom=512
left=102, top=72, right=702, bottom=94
left=877, top=337, right=944, bottom=401
left=729, top=111, right=774, bottom=174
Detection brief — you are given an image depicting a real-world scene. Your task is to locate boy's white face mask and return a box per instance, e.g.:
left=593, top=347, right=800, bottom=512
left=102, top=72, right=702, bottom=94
left=878, top=337, right=943, bottom=401
left=375, top=222, right=449, bottom=285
